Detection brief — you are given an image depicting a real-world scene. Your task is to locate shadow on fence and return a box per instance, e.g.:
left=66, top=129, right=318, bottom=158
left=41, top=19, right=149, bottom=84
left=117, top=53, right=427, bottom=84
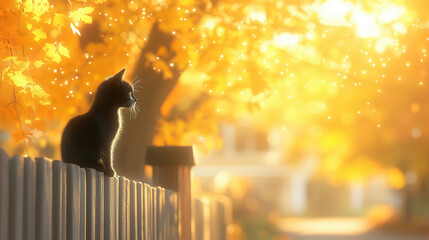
left=0, top=147, right=232, bottom=240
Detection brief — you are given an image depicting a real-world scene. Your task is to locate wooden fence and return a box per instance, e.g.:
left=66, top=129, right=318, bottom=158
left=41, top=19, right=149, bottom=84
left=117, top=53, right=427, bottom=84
left=0, top=148, right=231, bottom=240
left=194, top=195, right=232, bottom=240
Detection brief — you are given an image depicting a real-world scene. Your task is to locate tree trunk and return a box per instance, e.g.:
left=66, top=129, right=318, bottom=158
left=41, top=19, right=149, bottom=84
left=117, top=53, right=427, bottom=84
left=113, top=1, right=218, bottom=180
left=112, top=23, right=181, bottom=180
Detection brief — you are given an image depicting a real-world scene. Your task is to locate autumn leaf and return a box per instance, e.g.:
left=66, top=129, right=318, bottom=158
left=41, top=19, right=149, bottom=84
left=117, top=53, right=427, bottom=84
left=70, top=7, right=94, bottom=24
left=19, top=86, right=50, bottom=110
left=58, top=44, right=71, bottom=58
left=7, top=71, right=33, bottom=88
left=32, top=28, right=47, bottom=41
left=43, top=43, right=61, bottom=63
left=34, top=60, right=44, bottom=68
left=29, top=85, right=51, bottom=105
left=22, top=0, right=50, bottom=21
left=53, top=13, right=68, bottom=28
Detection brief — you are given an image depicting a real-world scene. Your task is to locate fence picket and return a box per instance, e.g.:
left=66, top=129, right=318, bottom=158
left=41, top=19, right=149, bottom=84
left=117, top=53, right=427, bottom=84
left=0, top=149, right=9, bottom=240
left=23, top=157, right=36, bottom=240
left=153, top=187, right=158, bottom=240
left=118, top=177, right=125, bottom=240
left=67, top=164, right=81, bottom=240
left=136, top=182, right=144, bottom=240
left=86, top=169, right=97, bottom=240
left=114, top=177, right=119, bottom=240
left=157, top=187, right=165, bottom=240
left=119, top=177, right=130, bottom=240
left=194, top=198, right=204, bottom=240
left=35, top=157, right=52, bottom=240
left=209, top=200, right=219, bottom=240
left=148, top=185, right=153, bottom=240
left=129, top=181, right=137, bottom=240
left=104, top=176, right=114, bottom=239
left=156, top=187, right=161, bottom=240
left=144, top=184, right=150, bottom=240
left=171, top=192, right=178, bottom=240
left=126, top=179, right=130, bottom=240
left=80, top=169, right=87, bottom=239
left=96, top=171, right=104, bottom=240
left=52, top=160, right=67, bottom=240
left=165, top=190, right=172, bottom=240
left=9, top=156, right=24, bottom=240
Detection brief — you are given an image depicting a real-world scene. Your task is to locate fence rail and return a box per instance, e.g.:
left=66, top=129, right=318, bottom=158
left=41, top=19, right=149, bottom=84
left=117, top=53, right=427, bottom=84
left=0, top=149, right=178, bottom=240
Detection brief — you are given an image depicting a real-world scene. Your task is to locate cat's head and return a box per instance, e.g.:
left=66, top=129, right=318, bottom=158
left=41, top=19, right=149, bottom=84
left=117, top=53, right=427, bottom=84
left=94, top=69, right=137, bottom=110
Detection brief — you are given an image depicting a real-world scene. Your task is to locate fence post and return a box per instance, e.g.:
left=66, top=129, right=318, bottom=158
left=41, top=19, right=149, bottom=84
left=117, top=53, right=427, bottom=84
left=9, top=155, right=24, bottom=240
left=146, top=146, right=197, bottom=240
left=0, top=149, right=9, bottom=240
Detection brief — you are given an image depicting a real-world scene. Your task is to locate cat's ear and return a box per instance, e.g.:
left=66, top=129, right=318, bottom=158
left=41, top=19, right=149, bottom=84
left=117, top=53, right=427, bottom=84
left=111, top=68, right=125, bottom=84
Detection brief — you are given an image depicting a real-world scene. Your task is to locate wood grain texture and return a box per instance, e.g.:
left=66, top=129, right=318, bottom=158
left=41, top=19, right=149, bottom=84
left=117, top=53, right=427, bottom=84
left=0, top=151, right=197, bottom=240
left=67, top=164, right=81, bottom=240
left=23, top=157, right=36, bottom=240
left=144, top=184, right=150, bottom=240
left=96, top=171, right=104, bottom=240
left=35, top=157, right=52, bottom=240
left=52, top=161, right=67, bottom=240
left=80, top=168, right=87, bottom=239
left=129, top=180, right=137, bottom=240
left=136, top=182, right=144, bottom=240
left=118, top=177, right=131, bottom=240
left=86, top=168, right=97, bottom=240
left=0, top=149, right=9, bottom=240
left=9, top=155, right=24, bottom=240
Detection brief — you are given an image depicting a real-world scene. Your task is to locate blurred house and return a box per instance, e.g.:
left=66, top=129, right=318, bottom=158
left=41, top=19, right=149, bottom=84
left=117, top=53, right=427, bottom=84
left=195, top=123, right=404, bottom=217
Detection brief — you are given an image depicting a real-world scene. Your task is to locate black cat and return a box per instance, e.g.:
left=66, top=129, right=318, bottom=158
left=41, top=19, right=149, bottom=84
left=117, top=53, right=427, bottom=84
left=61, top=69, right=138, bottom=177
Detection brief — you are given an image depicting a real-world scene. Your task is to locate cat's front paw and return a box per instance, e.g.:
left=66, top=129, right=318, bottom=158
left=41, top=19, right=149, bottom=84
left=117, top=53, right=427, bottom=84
left=104, top=168, right=116, bottom=177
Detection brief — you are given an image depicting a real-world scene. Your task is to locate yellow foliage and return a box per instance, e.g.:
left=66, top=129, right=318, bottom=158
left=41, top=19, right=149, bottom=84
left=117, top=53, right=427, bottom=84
left=32, top=28, right=47, bottom=41
left=58, top=44, right=71, bottom=58
left=53, top=14, right=68, bottom=28
left=69, top=7, right=94, bottom=24
left=7, top=70, right=34, bottom=88
left=43, top=43, right=61, bottom=63
left=34, top=60, right=44, bottom=68
left=22, top=0, right=50, bottom=21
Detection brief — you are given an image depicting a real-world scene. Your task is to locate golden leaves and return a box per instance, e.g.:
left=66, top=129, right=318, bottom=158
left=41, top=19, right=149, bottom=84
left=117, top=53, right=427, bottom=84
left=53, top=13, right=68, bottom=28
left=7, top=70, right=34, bottom=88
left=69, top=7, right=94, bottom=24
left=22, top=0, right=50, bottom=21
left=42, top=43, right=70, bottom=63
left=0, top=0, right=109, bottom=154
left=42, top=43, right=61, bottom=63
left=34, top=60, right=44, bottom=68
left=32, top=28, right=47, bottom=41
left=58, top=44, right=70, bottom=58
left=3, top=57, right=33, bottom=87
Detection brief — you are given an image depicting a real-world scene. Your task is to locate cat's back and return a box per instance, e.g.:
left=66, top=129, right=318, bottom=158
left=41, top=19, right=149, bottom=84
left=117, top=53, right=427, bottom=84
left=61, top=113, right=101, bottom=163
